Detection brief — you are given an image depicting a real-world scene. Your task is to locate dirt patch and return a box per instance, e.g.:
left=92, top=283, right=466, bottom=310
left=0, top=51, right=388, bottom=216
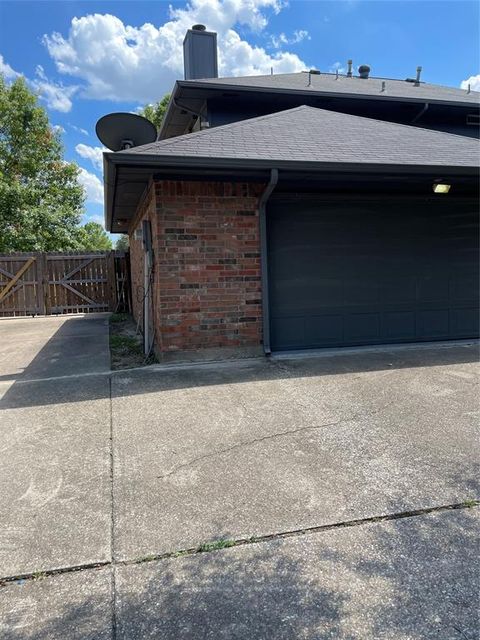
left=109, top=313, right=156, bottom=370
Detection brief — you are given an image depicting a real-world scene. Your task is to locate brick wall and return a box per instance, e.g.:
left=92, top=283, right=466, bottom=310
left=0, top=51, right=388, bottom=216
left=129, top=179, right=265, bottom=355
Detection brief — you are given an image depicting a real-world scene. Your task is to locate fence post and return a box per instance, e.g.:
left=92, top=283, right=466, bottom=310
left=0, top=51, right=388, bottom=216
left=108, top=251, right=117, bottom=312
left=42, top=253, right=50, bottom=315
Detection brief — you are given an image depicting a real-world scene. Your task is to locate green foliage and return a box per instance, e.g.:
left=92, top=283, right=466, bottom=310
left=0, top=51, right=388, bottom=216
left=109, top=312, right=130, bottom=323
left=197, top=539, right=236, bottom=553
left=0, top=75, right=85, bottom=252
left=140, top=94, right=171, bottom=132
left=109, top=334, right=141, bottom=352
left=75, top=221, right=112, bottom=251
left=115, top=234, right=129, bottom=251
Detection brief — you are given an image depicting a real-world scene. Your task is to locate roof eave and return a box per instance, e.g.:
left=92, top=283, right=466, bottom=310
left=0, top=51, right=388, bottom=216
left=158, top=82, right=182, bottom=141
left=174, top=78, right=480, bottom=109
left=104, top=150, right=479, bottom=230
left=107, top=151, right=480, bottom=175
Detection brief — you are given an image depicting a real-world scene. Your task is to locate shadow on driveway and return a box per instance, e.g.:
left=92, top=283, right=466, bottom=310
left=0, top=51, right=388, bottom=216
left=2, top=505, right=477, bottom=640
left=0, top=312, right=478, bottom=410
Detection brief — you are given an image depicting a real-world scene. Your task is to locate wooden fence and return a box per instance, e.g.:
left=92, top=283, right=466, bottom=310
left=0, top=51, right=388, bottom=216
left=0, top=251, right=131, bottom=317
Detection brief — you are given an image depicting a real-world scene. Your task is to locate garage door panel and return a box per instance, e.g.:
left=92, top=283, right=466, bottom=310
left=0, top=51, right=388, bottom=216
left=271, top=316, right=306, bottom=350
left=344, top=313, right=381, bottom=341
left=417, top=309, right=450, bottom=338
left=268, top=198, right=479, bottom=350
left=451, top=308, right=480, bottom=336
left=451, top=274, right=479, bottom=302
left=305, top=315, right=344, bottom=346
left=384, top=311, right=416, bottom=340
left=417, top=276, right=450, bottom=302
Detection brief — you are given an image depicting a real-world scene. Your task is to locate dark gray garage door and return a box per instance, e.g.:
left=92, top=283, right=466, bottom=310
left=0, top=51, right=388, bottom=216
left=267, top=196, right=479, bottom=351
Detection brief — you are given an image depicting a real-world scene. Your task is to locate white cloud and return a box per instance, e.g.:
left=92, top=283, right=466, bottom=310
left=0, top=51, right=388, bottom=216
left=460, top=74, right=480, bottom=92
left=70, top=124, right=89, bottom=136
left=270, top=29, right=310, bottom=49
left=83, top=213, right=106, bottom=227
left=78, top=166, right=104, bottom=204
left=52, top=124, right=66, bottom=134
left=75, top=143, right=107, bottom=171
left=43, top=1, right=309, bottom=104
left=0, top=54, right=19, bottom=79
left=31, top=65, right=78, bottom=112
left=329, top=61, right=346, bottom=74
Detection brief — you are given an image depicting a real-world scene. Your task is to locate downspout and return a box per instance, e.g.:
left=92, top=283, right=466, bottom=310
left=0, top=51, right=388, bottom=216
left=259, top=168, right=279, bottom=356
left=411, top=102, right=429, bottom=124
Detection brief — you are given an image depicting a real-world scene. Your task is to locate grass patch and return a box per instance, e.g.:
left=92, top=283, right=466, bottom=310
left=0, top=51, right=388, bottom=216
left=110, top=313, right=130, bottom=323
left=463, top=499, right=479, bottom=508
left=109, top=334, right=142, bottom=353
left=108, top=312, right=157, bottom=370
left=197, top=539, right=236, bottom=553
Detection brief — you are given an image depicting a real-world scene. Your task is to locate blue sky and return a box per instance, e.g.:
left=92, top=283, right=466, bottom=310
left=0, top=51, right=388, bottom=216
left=1, top=0, right=479, bottom=238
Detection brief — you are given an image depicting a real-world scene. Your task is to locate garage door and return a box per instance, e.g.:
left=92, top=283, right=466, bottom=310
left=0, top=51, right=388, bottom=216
left=267, top=196, right=479, bottom=351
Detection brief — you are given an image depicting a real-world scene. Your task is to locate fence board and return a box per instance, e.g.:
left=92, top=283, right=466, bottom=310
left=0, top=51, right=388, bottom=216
left=0, top=250, right=130, bottom=317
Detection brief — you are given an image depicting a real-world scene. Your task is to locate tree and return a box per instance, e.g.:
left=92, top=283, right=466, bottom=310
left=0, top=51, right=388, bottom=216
left=0, top=75, right=85, bottom=252
left=75, top=222, right=112, bottom=251
left=140, top=94, right=171, bottom=132
left=115, top=234, right=129, bottom=251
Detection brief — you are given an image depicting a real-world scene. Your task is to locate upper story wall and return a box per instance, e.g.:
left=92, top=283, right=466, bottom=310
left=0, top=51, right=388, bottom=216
left=205, top=95, right=479, bottom=139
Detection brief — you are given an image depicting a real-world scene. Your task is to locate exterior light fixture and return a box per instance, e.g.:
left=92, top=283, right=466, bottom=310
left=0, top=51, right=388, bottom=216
left=433, top=182, right=451, bottom=194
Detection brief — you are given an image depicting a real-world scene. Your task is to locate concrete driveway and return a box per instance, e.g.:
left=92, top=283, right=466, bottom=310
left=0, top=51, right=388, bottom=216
left=0, top=314, right=478, bottom=639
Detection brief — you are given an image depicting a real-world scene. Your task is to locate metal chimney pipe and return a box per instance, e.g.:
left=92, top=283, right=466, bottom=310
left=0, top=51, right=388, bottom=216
left=347, top=60, right=353, bottom=77
left=415, top=66, right=422, bottom=86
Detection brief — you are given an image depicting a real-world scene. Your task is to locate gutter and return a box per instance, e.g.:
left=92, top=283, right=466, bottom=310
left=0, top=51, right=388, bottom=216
left=105, top=152, right=479, bottom=175
left=258, top=168, right=278, bottom=355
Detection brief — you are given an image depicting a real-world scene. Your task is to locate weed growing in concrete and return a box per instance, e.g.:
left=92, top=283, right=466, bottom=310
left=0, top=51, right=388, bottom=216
left=32, top=571, right=47, bottom=581
left=197, top=539, right=236, bottom=553
left=135, top=554, right=157, bottom=564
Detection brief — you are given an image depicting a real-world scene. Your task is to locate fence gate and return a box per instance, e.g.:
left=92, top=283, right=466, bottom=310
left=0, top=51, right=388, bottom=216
left=0, top=253, right=43, bottom=317
left=0, top=251, right=130, bottom=317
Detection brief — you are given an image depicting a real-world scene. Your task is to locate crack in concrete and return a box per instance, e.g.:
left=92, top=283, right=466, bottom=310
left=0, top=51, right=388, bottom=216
left=157, top=399, right=396, bottom=480
left=1, top=501, right=477, bottom=585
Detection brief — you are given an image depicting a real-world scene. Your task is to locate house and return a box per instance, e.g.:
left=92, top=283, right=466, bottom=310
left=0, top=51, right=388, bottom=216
left=103, top=25, right=480, bottom=358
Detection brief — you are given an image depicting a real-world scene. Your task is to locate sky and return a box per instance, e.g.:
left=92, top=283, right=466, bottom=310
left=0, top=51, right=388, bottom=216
left=0, top=0, right=479, bottom=239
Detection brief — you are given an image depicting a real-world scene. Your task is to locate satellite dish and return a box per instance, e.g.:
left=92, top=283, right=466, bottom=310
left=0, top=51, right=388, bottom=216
left=95, top=112, right=157, bottom=151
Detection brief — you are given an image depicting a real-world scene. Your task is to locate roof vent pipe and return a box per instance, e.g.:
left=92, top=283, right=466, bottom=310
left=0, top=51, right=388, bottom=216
left=358, top=64, right=371, bottom=79
left=307, top=68, right=320, bottom=86
left=183, top=25, right=218, bottom=80
left=415, top=65, right=422, bottom=86
left=347, top=60, right=353, bottom=77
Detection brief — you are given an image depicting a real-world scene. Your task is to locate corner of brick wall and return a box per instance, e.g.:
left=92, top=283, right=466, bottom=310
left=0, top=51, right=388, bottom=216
left=153, top=180, right=265, bottom=353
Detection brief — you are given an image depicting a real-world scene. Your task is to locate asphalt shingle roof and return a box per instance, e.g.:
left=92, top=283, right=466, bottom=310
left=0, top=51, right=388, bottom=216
left=125, top=106, right=480, bottom=169
left=189, top=71, right=480, bottom=106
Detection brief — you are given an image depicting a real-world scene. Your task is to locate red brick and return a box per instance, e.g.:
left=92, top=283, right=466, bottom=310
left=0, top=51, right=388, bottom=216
left=129, top=180, right=265, bottom=354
